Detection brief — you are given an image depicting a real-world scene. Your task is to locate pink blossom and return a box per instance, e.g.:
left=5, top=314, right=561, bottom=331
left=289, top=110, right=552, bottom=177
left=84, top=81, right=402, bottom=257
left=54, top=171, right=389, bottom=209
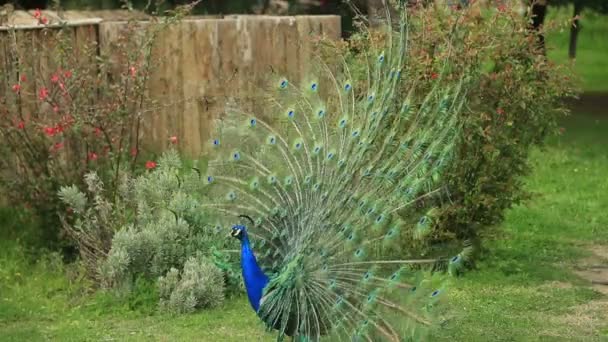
left=38, top=87, right=49, bottom=101
left=43, top=126, right=56, bottom=137
left=145, top=161, right=157, bottom=170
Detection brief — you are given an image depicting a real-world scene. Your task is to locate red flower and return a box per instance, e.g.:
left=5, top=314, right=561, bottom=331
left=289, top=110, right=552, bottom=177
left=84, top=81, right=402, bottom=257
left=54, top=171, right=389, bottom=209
left=53, top=105, right=59, bottom=113
left=51, top=74, right=60, bottom=83
left=130, top=147, right=138, bottom=157
left=145, top=161, right=157, bottom=170
left=52, top=142, right=64, bottom=151
left=64, top=70, right=72, bottom=78
left=39, top=16, right=48, bottom=25
left=430, top=72, right=439, bottom=80
left=17, top=121, right=25, bottom=130
left=12, top=84, right=21, bottom=93
left=497, top=108, right=505, bottom=115
left=94, top=127, right=102, bottom=137
left=43, top=126, right=56, bottom=137
left=33, top=8, right=41, bottom=19
left=88, top=152, right=98, bottom=161
left=129, top=66, right=137, bottom=78
left=169, top=135, right=178, bottom=144
left=39, top=87, right=49, bottom=101
left=20, top=75, right=27, bottom=82
left=497, top=4, right=507, bottom=12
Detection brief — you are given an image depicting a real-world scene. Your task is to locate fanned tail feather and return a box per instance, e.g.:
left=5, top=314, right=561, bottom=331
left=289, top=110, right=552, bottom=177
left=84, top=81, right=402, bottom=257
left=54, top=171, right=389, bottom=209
left=202, top=2, right=469, bottom=341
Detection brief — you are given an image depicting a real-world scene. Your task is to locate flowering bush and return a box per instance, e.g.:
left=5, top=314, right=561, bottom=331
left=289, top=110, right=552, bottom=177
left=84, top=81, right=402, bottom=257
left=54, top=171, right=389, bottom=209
left=323, top=2, right=576, bottom=256
left=0, top=9, right=189, bottom=250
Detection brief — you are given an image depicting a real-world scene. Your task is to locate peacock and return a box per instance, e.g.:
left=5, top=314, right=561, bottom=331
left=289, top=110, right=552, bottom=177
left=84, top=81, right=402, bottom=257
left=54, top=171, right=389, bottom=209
left=201, top=2, right=469, bottom=341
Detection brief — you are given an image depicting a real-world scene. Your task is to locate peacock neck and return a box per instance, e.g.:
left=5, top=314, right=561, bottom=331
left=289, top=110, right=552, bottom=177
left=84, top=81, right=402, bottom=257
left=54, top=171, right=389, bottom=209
left=240, top=235, right=269, bottom=313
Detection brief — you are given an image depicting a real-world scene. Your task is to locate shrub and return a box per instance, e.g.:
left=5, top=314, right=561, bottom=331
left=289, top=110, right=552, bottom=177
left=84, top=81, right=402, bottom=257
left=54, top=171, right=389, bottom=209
left=59, top=150, right=240, bottom=310
left=158, top=255, right=225, bottom=314
left=0, top=6, right=191, bottom=251
left=322, top=2, right=576, bottom=254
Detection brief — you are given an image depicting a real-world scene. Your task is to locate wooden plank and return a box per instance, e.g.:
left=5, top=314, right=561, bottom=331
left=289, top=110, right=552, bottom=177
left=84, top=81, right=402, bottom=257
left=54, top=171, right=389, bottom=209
left=3, top=14, right=341, bottom=158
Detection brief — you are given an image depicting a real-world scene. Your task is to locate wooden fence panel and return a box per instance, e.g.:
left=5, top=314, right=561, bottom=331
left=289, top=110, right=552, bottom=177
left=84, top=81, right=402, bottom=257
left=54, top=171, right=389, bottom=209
left=3, top=13, right=341, bottom=157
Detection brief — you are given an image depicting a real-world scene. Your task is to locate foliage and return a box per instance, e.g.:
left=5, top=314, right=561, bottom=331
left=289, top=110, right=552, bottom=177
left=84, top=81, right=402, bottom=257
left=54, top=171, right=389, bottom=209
left=158, top=255, right=225, bottom=314
left=58, top=150, right=241, bottom=308
left=437, top=4, right=576, bottom=244
left=324, top=3, right=577, bottom=252
left=0, top=8, right=191, bottom=250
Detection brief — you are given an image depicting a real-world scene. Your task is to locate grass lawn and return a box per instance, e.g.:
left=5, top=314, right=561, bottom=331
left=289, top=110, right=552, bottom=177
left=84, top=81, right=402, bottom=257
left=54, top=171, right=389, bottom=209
left=1, top=110, right=607, bottom=341
left=546, top=7, right=608, bottom=93
left=433, top=111, right=608, bottom=341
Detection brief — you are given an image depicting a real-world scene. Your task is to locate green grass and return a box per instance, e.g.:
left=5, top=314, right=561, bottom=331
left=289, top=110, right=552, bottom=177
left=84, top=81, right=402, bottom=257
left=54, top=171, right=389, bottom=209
left=433, top=112, right=608, bottom=341
left=546, top=7, right=608, bottom=92
left=1, top=112, right=608, bottom=341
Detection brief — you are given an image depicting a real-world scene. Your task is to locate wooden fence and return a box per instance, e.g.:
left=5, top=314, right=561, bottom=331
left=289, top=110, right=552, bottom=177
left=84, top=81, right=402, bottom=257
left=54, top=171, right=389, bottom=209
left=0, top=11, right=341, bottom=157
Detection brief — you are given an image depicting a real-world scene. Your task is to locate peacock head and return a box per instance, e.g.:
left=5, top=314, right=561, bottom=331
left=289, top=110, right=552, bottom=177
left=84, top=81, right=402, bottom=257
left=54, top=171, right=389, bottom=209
left=231, top=214, right=255, bottom=241
left=230, top=224, right=247, bottom=241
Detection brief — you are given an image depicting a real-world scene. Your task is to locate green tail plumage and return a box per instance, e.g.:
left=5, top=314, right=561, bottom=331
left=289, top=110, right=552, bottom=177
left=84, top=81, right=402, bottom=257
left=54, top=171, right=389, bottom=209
left=201, top=3, right=469, bottom=341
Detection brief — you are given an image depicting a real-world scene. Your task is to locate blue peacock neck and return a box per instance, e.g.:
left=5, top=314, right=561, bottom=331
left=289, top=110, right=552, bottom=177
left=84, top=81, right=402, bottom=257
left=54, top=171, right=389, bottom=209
left=239, top=233, right=269, bottom=313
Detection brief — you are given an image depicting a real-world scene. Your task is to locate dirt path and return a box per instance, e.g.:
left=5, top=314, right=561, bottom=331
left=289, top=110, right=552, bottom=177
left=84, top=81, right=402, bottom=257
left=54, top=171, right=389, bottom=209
left=565, top=245, right=608, bottom=338
left=567, top=92, right=608, bottom=116
left=575, top=245, right=608, bottom=295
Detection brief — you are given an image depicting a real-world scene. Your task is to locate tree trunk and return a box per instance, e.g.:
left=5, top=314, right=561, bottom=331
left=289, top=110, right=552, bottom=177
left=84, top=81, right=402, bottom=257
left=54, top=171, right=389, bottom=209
left=529, top=0, right=547, bottom=55
left=569, top=1, right=584, bottom=59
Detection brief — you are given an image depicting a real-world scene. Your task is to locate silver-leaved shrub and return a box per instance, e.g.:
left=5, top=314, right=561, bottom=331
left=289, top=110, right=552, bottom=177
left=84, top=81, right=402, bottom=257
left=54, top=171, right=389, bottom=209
left=58, top=149, right=238, bottom=313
